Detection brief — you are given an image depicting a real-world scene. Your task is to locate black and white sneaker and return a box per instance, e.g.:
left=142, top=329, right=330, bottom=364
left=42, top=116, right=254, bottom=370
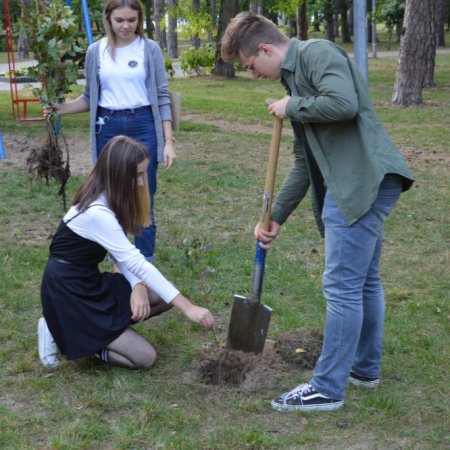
left=271, top=383, right=344, bottom=412
left=348, top=371, right=380, bottom=388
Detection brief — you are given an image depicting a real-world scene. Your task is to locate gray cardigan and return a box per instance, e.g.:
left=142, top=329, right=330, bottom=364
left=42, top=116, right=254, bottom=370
left=81, top=38, right=172, bottom=163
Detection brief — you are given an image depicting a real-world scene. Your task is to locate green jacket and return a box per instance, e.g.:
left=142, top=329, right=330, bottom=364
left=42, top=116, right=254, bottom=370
left=271, top=39, right=414, bottom=236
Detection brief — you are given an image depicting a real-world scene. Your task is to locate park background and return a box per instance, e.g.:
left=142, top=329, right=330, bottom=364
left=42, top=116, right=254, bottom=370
left=0, top=1, right=449, bottom=448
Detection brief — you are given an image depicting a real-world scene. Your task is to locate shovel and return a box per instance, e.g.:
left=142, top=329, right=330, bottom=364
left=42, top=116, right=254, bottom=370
left=227, top=116, right=283, bottom=355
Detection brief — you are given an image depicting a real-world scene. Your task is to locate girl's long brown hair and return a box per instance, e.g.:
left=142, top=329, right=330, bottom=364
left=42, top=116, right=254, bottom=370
left=103, top=0, right=145, bottom=59
left=72, top=135, right=151, bottom=235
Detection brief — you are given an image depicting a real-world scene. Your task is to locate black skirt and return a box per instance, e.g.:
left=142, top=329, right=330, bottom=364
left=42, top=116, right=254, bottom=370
left=41, top=215, right=135, bottom=360
left=41, top=257, right=134, bottom=359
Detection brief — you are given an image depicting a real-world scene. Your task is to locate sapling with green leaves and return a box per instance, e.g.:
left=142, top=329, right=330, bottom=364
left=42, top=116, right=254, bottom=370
left=22, top=0, right=84, bottom=209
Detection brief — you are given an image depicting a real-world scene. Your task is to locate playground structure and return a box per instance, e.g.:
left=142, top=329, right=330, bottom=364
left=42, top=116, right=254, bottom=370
left=3, top=0, right=93, bottom=122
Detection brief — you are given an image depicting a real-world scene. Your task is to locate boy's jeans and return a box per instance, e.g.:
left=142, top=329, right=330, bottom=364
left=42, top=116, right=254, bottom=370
left=312, top=174, right=402, bottom=400
left=96, top=106, right=158, bottom=260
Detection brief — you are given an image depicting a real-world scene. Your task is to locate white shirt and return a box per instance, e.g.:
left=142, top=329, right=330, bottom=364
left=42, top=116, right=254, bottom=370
left=64, top=194, right=179, bottom=304
left=98, top=37, right=150, bottom=109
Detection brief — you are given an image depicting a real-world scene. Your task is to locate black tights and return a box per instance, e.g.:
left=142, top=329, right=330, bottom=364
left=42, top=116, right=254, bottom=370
left=103, top=290, right=173, bottom=369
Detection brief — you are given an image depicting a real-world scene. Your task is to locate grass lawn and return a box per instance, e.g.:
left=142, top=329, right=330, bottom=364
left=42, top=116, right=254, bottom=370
left=0, top=49, right=449, bottom=448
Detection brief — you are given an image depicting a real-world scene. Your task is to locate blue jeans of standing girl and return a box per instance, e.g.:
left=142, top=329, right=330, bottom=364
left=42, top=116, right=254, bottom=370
left=311, top=174, right=402, bottom=400
left=96, top=106, right=157, bottom=260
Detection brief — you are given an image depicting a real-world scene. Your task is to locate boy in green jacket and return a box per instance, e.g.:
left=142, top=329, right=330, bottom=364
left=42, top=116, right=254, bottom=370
left=221, top=12, right=414, bottom=412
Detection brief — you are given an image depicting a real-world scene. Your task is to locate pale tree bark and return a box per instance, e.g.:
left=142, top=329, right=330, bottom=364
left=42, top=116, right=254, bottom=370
left=297, top=0, right=308, bottom=41
left=392, top=0, right=437, bottom=105
left=154, top=0, right=167, bottom=50
left=18, top=0, right=30, bottom=59
left=168, top=0, right=178, bottom=58
left=250, top=0, right=264, bottom=15
left=213, top=0, right=238, bottom=78
left=258, top=1, right=264, bottom=15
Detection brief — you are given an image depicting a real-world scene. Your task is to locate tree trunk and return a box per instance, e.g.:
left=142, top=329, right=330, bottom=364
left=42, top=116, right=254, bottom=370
left=334, top=13, right=339, bottom=38
left=168, top=0, right=178, bottom=58
left=154, top=0, right=167, bottom=50
left=396, top=22, right=402, bottom=43
left=259, top=0, right=264, bottom=15
left=341, top=4, right=351, bottom=43
left=209, top=0, right=217, bottom=41
left=18, top=0, right=30, bottom=59
left=348, top=3, right=354, bottom=36
left=191, top=0, right=200, bottom=49
left=323, top=0, right=335, bottom=42
left=423, top=1, right=437, bottom=88
left=437, top=0, right=445, bottom=47
left=392, top=0, right=437, bottom=105
left=250, top=0, right=264, bottom=15
left=367, top=0, right=380, bottom=45
left=213, top=0, right=238, bottom=78
left=144, top=0, right=154, bottom=39
left=297, top=0, right=308, bottom=41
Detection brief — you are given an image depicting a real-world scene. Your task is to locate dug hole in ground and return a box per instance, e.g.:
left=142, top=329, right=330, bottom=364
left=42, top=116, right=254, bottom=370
left=186, top=329, right=323, bottom=390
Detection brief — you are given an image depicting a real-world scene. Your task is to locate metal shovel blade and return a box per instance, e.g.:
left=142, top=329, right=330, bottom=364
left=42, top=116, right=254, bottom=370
left=226, top=295, right=272, bottom=355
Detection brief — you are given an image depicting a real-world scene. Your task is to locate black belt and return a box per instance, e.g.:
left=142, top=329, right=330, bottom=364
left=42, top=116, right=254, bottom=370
left=49, top=256, right=94, bottom=268
left=50, top=256, right=73, bottom=265
left=97, top=105, right=151, bottom=115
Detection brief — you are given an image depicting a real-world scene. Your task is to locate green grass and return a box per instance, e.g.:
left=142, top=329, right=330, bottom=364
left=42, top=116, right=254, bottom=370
left=0, top=51, right=449, bottom=449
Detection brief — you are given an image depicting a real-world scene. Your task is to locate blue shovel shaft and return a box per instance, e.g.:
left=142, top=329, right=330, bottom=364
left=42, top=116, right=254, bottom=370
left=251, top=241, right=266, bottom=303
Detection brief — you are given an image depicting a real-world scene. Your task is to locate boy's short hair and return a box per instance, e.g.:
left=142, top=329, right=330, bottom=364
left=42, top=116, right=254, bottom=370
left=221, top=12, right=288, bottom=63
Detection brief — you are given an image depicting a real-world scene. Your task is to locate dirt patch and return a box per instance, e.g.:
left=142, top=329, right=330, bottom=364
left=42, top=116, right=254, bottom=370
left=1, top=122, right=444, bottom=178
left=183, top=113, right=294, bottom=136
left=182, top=329, right=323, bottom=392
left=1, top=133, right=92, bottom=176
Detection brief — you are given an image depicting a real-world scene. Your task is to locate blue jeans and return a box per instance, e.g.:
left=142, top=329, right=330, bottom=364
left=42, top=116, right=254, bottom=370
left=96, top=106, right=158, bottom=260
left=311, top=174, right=402, bottom=400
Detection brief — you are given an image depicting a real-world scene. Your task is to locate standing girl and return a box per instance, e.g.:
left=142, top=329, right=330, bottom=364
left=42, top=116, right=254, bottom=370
left=53, top=0, right=175, bottom=261
left=38, top=136, right=214, bottom=369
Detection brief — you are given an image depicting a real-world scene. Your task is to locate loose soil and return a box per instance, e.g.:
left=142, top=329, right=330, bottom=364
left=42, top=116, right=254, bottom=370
left=182, top=329, right=323, bottom=391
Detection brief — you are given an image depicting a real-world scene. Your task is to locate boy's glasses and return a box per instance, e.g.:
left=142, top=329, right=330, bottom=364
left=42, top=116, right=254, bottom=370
left=246, top=51, right=260, bottom=72
left=245, top=43, right=272, bottom=72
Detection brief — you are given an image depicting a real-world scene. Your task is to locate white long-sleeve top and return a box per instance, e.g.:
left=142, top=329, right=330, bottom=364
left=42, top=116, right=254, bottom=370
left=63, top=193, right=179, bottom=304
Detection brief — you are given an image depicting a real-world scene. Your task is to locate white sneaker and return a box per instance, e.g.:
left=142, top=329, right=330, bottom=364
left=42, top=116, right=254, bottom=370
left=38, top=317, right=60, bottom=367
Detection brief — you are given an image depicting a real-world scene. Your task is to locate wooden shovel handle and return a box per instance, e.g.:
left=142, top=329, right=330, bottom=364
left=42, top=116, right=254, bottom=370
left=260, top=117, right=283, bottom=231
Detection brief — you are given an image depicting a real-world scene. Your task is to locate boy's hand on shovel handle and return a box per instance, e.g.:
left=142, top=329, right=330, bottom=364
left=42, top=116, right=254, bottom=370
left=267, top=95, right=291, bottom=119
left=255, top=220, right=281, bottom=250
left=266, top=96, right=290, bottom=119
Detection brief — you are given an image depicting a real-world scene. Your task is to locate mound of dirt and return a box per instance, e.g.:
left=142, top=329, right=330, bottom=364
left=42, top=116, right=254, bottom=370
left=182, top=329, right=323, bottom=392
left=275, top=328, right=323, bottom=370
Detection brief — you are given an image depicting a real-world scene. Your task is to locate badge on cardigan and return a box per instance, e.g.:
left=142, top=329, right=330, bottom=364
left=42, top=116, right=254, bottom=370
left=128, top=60, right=138, bottom=68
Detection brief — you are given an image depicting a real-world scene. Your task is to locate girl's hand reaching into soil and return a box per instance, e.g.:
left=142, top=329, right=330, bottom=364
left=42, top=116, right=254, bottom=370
left=171, top=294, right=215, bottom=330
